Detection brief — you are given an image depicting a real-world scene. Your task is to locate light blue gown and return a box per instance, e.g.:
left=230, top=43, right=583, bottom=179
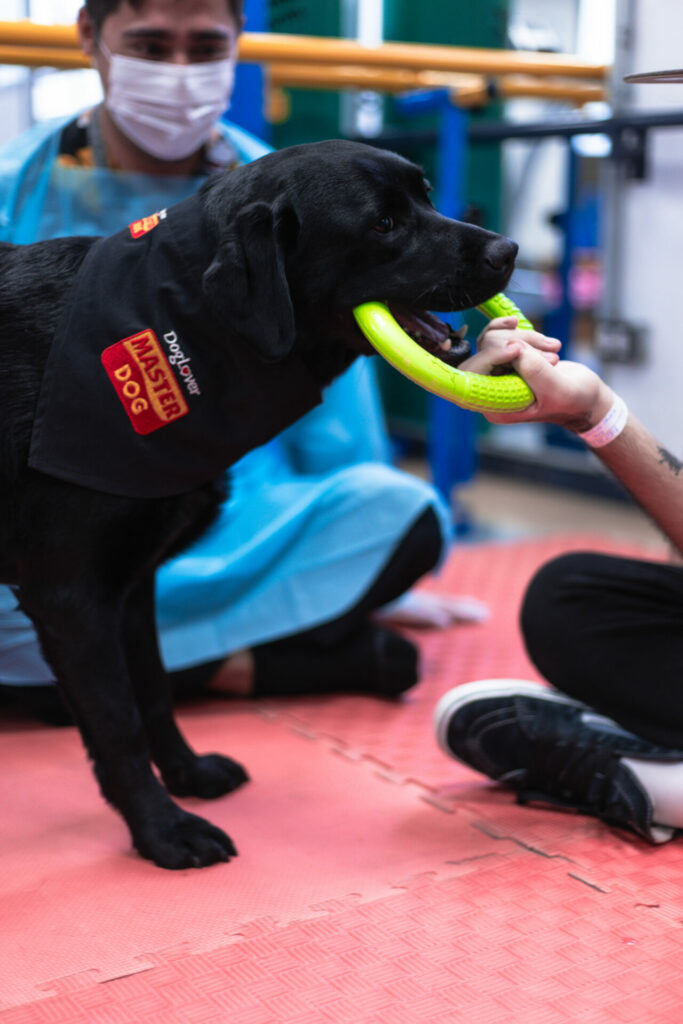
left=0, top=114, right=450, bottom=683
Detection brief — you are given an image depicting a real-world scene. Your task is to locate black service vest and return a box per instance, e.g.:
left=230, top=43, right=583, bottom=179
left=28, top=195, right=321, bottom=497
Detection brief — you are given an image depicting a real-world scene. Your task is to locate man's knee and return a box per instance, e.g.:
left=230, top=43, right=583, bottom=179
left=401, top=506, right=445, bottom=579
left=520, top=551, right=604, bottom=665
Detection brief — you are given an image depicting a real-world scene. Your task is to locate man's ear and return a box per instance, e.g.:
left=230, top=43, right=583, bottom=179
left=202, top=199, right=299, bottom=362
left=77, top=6, right=97, bottom=59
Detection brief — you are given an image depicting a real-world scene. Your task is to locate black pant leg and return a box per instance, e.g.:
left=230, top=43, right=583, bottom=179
left=520, top=551, right=683, bottom=747
left=286, top=505, right=444, bottom=649
left=247, top=505, right=443, bottom=697
left=169, top=505, right=444, bottom=699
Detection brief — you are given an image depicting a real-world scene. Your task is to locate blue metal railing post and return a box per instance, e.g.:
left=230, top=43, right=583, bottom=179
left=395, top=91, right=476, bottom=522
left=228, top=0, right=269, bottom=142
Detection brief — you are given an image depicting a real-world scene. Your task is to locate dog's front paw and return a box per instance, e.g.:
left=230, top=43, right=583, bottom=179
left=163, top=753, right=249, bottom=799
left=134, top=808, right=238, bottom=869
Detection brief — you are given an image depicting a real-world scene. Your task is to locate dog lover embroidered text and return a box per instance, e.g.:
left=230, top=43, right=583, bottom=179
left=162, top=331, right=201, bottom=396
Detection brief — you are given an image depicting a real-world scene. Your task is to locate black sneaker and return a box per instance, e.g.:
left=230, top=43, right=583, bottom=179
left=434, top=679, right=683, bottom=844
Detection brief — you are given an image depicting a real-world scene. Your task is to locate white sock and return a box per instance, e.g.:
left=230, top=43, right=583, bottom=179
left=622, top=757, right=683, bottom=836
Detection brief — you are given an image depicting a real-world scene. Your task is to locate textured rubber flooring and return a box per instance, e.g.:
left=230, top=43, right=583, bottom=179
left=3, top=533, right=681, bottom=1024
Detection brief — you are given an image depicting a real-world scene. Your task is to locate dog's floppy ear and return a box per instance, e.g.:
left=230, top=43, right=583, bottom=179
left=202, top=199, right=299, bottom=361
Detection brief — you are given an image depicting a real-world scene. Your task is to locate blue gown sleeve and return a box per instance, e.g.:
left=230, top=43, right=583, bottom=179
left=278, top=359, right=392, bottom=474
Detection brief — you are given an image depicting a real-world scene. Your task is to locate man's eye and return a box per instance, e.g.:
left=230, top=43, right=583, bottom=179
left=374, top=216, right=394, bottom=234
left=190, top=46, right=230, bottom=62
left=130, top=42, right=171, bottom=60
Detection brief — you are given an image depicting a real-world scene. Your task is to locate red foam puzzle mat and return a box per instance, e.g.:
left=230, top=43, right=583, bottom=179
left=3, top=533, right=681, bottom=1024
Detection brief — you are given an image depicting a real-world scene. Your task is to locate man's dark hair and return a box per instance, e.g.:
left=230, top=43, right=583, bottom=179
left=84, top=0, right=244, bottom=37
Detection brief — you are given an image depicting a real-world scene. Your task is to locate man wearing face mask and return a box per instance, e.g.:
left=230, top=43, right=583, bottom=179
left=88, top=8, right=237, bottom=168
left=0, top=0, right=464, bottom=721
left=3, top=0, right=261, bottom=240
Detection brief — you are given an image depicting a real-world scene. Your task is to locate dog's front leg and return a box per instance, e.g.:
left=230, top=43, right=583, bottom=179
left=17, top=575, right=238, bottom=870
left=123, top=575, right=249, bottom=798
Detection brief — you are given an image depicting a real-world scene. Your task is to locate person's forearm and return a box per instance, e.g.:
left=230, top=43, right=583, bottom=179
left=593, top=413, right=683, bottom=553
left=485, top=345, right=683, bottom=550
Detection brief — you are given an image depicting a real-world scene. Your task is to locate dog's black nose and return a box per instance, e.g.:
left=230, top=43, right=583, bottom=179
left=484, top=237, right=518, bottom=272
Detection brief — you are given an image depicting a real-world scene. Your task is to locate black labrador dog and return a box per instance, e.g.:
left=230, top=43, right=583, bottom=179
left=0, top=140, right=517, bottom=868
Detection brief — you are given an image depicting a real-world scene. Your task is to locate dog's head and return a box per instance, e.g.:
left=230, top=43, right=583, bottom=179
left=201, top=140, right=517, bottom=373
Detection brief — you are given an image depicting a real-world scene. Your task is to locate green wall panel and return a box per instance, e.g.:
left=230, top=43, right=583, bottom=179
left=384, top=0, right=509, bottom=232
left=271, top=2, right=344, bottom=149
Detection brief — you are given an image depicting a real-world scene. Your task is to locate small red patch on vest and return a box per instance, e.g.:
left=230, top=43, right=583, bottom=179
left=101, top=329, right=189, bottom=434
left=129, top=214, right=160, bottom=238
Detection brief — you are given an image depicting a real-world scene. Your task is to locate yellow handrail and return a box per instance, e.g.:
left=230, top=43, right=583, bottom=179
left=0, top=20, right=609, bottom=80
left=268, top=63, right=606, bottom=105
left=244, top=32, right=609, bottom=80
left=0, top=43, right=607, bottom=106
left=0, top=44, right=87, bottom=69
left=0, top=21, right=77, bottom=47
left=499, top=76, right=606, bottom=103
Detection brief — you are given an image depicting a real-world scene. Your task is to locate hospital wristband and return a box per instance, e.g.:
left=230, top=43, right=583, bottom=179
left=577, top=393, right=629, bottom=448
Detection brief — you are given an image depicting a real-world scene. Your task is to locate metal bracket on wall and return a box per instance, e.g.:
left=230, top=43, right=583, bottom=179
left=613, top=125, right=648, bottom=180
left=352, top=111, right=683, bottom=184
left=467, top=109, right=683, bottom=184
left=595, top=318, right=647, bottom=364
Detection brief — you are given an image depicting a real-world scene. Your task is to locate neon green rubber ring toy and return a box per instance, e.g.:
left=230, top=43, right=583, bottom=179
left=353, top=293, right=535, bottom=413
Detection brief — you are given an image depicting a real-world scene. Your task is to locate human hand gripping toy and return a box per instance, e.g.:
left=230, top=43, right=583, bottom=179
left=353, top=294, right=560, bottom=413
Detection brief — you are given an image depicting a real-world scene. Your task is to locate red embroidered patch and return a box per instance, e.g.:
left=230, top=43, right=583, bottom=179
left=101, top=330, right=189, bottom=434
left=129, top=214, right=161, bottom=238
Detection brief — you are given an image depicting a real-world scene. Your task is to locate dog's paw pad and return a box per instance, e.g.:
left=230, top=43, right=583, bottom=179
left=163, top=753, right=249, bottom=799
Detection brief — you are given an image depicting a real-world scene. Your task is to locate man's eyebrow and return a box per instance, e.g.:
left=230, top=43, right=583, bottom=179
left=120, top=27, right=232, bottom=41
left=188, top=28, right=234, bottom=41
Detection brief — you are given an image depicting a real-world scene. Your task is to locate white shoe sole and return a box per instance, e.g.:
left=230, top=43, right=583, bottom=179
left=433, top=678, right=589, bottom=763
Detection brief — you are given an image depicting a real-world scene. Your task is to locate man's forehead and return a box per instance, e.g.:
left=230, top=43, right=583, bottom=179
left=111, top=0, right=237, bottom=32
left=120, top=22, right=234, bottom=40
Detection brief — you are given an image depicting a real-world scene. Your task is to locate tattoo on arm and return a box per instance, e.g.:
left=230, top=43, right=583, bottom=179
left=658, top=447, right=683, bottom=476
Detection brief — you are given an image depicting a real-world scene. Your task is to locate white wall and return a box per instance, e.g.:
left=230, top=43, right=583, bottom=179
left=504, top=0, right=580, bottom=266
left=503, top=0, right=616, bottom=267
left=0, top=72, right=31, bottom=146
left=607, top=0, right=683, bottom=451
left=0, top=0, right=31, bottom=145
left=0, top=0, right=101, bottom=140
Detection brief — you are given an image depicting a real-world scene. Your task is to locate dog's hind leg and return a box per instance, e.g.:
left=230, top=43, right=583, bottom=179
left=123, top=573, right=249, bottom=798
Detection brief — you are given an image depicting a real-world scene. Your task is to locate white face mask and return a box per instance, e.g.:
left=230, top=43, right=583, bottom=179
left=101, top=42, right=235, bottom=161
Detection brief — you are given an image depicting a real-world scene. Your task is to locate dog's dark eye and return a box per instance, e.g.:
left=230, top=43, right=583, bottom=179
left=374, top=216, right=394, bottom=234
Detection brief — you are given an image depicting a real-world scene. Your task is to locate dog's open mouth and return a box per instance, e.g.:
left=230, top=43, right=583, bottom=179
left=390, top=304, right=471, bottom=368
